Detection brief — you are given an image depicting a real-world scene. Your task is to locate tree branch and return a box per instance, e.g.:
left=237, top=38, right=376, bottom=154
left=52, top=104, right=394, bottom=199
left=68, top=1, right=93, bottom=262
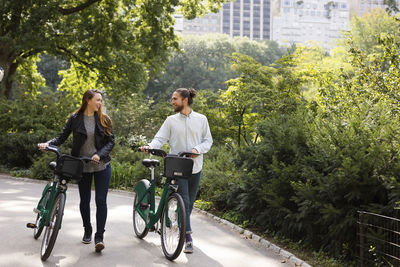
left=55, top=45, right=114, bottom=83
left=56, top=46, right=93, bottom=68
left=19, top=49, right=41, bottom=59
left=58, top=0, right=102, bottom=15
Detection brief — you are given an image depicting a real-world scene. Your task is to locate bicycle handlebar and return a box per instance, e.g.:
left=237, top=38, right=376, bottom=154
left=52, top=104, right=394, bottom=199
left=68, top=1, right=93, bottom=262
left=138, top=148, right=168, bottom=158
left=138, top=148, right=199, bottom=158
left=177, top=151, right=200, bottom=158
left=45, top=145, right=96, bottom=162
left=45, top=145, right=61, bottom=157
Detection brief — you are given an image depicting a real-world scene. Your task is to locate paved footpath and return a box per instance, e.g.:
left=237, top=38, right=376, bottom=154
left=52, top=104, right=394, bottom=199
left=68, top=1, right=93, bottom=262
left=0, top=174, right=299, bottom=267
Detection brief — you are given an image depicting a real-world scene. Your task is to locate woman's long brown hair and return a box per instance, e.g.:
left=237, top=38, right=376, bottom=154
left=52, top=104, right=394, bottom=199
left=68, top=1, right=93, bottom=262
left=75, top=89, right=112, bottom=136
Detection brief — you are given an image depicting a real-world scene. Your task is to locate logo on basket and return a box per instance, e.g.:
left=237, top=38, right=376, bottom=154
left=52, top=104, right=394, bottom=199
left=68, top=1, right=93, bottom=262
left=174, top=171, right=183, bottom=176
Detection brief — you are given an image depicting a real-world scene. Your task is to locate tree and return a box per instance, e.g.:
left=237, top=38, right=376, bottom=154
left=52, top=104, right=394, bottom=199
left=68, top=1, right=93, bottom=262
left=220, top=53, right=274, bottom=147
left=384, top=0, right=399, bottom=14
left=0, top=0, right=227, bottom=99
left=145, top=34, right=283, bottom=99
left=342, top=9, right=400, bottom=56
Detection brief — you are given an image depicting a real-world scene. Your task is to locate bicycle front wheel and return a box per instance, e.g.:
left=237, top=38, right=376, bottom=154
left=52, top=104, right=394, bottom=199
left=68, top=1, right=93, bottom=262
left=40, top=192, right=65, bottom=261
left=160, top=192, right=186, bottom=261
left=133, top=193, right=149, bottom=239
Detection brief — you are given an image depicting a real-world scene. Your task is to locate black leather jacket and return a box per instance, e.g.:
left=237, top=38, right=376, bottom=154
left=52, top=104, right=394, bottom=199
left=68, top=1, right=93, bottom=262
left=48, top=112, right=114, bottom=163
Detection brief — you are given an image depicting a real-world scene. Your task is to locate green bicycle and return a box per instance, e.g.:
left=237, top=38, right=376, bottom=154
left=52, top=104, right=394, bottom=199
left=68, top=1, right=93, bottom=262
left=133, top=148, right=196, bottom=261
left=27, top=145, right=92, bottom=261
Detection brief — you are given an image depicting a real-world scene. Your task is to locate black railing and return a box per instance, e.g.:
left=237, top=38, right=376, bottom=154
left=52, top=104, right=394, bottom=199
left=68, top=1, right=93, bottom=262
left=357, top=211, right=400, bottom=267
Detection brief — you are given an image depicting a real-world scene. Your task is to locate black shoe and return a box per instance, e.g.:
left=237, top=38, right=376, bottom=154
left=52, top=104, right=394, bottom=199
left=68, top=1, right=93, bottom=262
left=82, top=227, right=92, bottom=244
left=94, top=234, right=105, bottom=252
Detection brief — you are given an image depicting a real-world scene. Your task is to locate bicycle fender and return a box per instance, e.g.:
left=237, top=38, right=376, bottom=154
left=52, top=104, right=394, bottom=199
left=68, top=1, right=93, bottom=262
left=42, top=183, right=51, bottom=196
left=134, top=179, right=150, bottom=201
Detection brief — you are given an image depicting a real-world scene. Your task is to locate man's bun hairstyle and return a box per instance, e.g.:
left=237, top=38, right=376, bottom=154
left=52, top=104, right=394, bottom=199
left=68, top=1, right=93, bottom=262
left=175, top=88, right=197, bottom=105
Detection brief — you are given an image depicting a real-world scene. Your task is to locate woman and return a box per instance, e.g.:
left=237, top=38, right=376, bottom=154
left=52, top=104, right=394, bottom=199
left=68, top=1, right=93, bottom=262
left=38, top=89, right=114, bottom=253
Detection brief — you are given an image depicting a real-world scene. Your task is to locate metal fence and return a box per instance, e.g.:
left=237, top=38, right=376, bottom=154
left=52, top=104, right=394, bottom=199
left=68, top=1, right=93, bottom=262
left=357, top=211, right=400, bottom=267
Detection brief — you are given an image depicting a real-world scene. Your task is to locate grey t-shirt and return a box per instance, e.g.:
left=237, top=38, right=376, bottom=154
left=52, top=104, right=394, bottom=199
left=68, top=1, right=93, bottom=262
left=80, top=114, right=108, bottom=173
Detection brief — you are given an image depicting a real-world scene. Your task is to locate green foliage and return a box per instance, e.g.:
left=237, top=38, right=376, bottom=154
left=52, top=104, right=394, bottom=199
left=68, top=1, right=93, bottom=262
left=108, top=94, right=170, bottom=147
left=110, top=160, right=145, bottom=190
left=145, top=34, right=283, bottom=99
left=199, top=145, right=241, bottom=210
left=36, top=55, right=70, bottom=92
left=9, top=168, right=31, bottom=178
left=109, top=144, right=158, bottom=190
left=0, top=93, right=74, bottom=167
left=192, top=90, right=231, bottom=146
left=216, top=10, right=400, bottom=262
left=30, top=153, right=57, bottom=181
left=0, top=0, right=228, bottom=99
left=194, top=199, right=213, bottom=211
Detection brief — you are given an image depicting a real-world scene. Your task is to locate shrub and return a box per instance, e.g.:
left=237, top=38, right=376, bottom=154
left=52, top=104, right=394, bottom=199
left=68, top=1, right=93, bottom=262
left=199, top=145, right=242, bottom=211
left=0, top=93, right=74, bottom=168
left=30, top=153, right=57, bottom=180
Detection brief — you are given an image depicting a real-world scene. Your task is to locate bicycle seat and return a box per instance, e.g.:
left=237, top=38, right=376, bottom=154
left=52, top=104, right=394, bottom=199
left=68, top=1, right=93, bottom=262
left=142, top=159, right=160, bottom=168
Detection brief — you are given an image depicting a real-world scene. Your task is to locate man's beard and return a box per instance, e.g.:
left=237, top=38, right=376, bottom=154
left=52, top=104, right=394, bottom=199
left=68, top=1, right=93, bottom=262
left=174, top=104, right=184, bottom=112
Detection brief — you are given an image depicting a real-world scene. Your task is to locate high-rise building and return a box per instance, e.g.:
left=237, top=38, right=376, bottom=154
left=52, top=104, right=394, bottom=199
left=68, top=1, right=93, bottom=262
left=178, top=12, right=221, bottom=35
left=221, top=0, right=271, bottom=40
left=176, top=0, right=272, bottom=41
left=271, top=0, right=350, bottom=49
left=348, top=0, right=400, bottom=17
left=174, top=0, right=400, bottom=48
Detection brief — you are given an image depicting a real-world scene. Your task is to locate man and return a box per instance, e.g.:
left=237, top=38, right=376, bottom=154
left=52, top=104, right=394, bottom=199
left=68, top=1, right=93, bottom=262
left=140, top=88, right=213, bottom=253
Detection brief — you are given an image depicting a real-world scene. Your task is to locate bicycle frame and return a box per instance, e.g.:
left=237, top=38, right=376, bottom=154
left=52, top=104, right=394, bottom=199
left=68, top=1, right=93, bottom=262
left=36, top=175, right=67, bottom=229
left=134, top=170, right=178, bottom=229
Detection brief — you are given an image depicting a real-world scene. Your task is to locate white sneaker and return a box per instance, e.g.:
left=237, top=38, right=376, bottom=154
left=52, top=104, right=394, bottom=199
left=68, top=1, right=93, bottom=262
left=184, top=241, right=193, bottom=253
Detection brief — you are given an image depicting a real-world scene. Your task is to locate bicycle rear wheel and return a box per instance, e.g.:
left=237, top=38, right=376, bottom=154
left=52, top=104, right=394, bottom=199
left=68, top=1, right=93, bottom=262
left=34, top=190, right=51, bottom=239
left=133, top=193, right=149, bottom=239
left=40, top=192, right=65, bottom=261
left=160, top=192, right=186, bottom=261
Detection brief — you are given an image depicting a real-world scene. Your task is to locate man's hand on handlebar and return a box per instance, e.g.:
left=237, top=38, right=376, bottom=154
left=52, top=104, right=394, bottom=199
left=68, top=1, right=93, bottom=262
left=37, top=143, right=49, bottom=151
left=190, top=148, right=199, bottom=158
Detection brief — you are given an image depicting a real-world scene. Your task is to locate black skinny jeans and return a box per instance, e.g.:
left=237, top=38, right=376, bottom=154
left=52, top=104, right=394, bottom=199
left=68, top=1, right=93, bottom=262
left=78, top=164, right=111, bottom=236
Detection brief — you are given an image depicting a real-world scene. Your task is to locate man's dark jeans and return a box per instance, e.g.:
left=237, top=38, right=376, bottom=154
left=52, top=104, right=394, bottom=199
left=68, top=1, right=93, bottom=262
left=78, top=164, right=111, bottom=236
left=177, top=171, right=202, bottom=234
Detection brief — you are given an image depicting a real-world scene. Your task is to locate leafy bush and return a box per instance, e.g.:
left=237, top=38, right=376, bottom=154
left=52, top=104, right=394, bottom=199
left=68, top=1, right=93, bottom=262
left=0, top=93, right=74, bottom=168
left=199, top=145, right=242, bottom=211
left=30, top=153, right=57, bottom=180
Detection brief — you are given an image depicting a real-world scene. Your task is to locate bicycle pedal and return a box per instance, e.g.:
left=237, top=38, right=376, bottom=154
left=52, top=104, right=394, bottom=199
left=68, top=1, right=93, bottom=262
left=33, top=208, right=40, bottom=214
left=26, top=223, right=36, bottom=229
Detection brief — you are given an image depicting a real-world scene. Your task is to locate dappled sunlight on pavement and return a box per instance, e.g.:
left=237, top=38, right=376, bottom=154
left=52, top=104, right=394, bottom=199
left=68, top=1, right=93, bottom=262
left=0, top=174, right=293, bottom=267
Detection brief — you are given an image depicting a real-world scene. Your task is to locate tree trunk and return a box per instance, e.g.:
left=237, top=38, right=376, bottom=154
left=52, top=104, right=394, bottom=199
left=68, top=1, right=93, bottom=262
left=0, top=57, right=18, bottom=99
left=238, top=123, right=241, bottom=147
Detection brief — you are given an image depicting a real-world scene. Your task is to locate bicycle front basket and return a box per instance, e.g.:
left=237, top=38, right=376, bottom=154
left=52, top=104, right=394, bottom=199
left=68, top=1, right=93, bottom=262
left=56, top=155, right=84, bottom=180
left=164, top=156, right=193, bottom=179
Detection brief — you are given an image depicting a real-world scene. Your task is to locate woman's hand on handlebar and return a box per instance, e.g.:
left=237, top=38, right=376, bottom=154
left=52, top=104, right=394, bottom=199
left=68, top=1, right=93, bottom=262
left=91, top=154, right=100, bottom=164
left=37, top=143, right=49, bottom=151
left=139, top=145, right=150, bottom=152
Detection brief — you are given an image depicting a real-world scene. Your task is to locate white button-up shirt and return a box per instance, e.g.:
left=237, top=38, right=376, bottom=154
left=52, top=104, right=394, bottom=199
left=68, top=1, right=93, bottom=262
left=149, top=110, right=213, bottom=173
